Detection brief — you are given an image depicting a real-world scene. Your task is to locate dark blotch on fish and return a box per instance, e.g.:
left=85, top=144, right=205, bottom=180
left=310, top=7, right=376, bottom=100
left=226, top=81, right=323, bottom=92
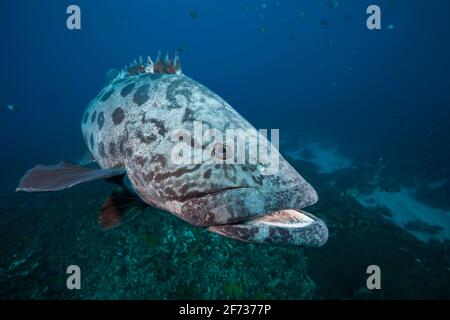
left=125, top=148, right=133, bottom=159
left=153, top=154, right=167, bottom=168
left=91, top=111, right=97, bottom=123
left=90, top=134, right=94, bottom=149
left=118, top=136, right=127, bottom=155
left=136, top=130, right=157, bottom=144
left=182, top=108, right=196, bottom=123
left=112, top=108, right=125, bottom=125
left=133, top=84, right=150, bottom=106
left=166, top=79, right=191, bottom=109
left=98, top=142, right=106, bottom=157
left=203, top=169, right=211, bottom=179
left=149, top=119, right=167, bottom=136
left=109, top=141, right=117, bottom=157
left=101, top=89, right=115, bottom=102
left=83, top=112, right=89, bottom=124
left=134, top=156, right=147, bottom=167
left=120, top=83, right=135, bottom=97
left=97, top=111, right=105, bottom=130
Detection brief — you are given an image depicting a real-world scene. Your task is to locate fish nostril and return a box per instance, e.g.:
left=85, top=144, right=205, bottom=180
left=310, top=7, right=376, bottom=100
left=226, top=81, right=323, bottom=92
left=256, top=161, right=269, bottom=173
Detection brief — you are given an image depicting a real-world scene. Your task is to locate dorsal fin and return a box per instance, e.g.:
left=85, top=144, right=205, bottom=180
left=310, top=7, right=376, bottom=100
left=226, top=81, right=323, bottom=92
left=153, top=51, right=164, bottom=73
left=173, top=52, right=182, bottom=74
left=123, top=51, right=182, bottom=76
left=164, top=52, right=176, bottom=74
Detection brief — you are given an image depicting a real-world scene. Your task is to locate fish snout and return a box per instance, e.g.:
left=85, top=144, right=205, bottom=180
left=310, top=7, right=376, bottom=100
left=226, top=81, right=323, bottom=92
left=178, top=182, right=319, bottom=227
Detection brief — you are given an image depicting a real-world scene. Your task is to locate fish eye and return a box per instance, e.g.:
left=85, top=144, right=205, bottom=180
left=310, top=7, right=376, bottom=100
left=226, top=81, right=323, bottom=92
left=212, top=143, right=230, bottom=161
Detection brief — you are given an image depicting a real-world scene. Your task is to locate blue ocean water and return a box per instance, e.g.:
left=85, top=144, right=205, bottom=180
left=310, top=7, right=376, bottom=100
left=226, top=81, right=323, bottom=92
left=1, top=0, right=449, bottom=299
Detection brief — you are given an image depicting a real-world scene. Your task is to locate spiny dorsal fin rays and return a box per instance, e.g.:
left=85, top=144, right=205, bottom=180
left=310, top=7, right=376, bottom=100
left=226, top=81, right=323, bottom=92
left=164, top=52, right=176, bottom=74
left=124, top=51, right=182, bottom=76
left=174, top=52, right=182, bottom=74
left=164, top=52, right=171, bottom=64
left=145, top=56, right=154, bottom=74
left=153, top=50, right=164, bottom=73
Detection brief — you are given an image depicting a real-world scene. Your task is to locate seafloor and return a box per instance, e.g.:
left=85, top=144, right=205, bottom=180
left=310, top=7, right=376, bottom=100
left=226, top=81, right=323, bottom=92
left=1, top=139, right=449, bottom=299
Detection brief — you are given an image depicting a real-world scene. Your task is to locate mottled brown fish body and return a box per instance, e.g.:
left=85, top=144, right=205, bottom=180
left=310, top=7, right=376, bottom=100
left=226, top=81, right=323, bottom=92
left=80, top=55, right=328, bottom=247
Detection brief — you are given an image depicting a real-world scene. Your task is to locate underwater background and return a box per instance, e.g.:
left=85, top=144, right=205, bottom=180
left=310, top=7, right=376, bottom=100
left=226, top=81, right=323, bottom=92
left=1, top=0, right=450, bottom=299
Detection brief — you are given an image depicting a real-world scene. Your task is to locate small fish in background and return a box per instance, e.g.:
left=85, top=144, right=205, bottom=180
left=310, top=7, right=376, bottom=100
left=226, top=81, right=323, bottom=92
left=52, top=91, right=59, bottom=101
left=275, top=1, right=283, bottom=8
left=430, top=123, right=438, bottom=140
left=258, top=25, right=268, bottom=33
left=6, top=105, right=18, bottom=112
left=177, top=46, right=189, bottom=54
left=119, top=13, right=126, bottom=23
left=394, top=115, right=405, bottom=128
left=387, top=24, right=395, bottom=30
left=243, top=6, right=254, bottom=13
left=189, top=10, right=199, bottom=20
left=326, top=0, right=339, bottom=9
left=297, top=10, right=307, bottom=20
left=342, top=15, right=352, bottom=22
left=261, top=3, right=267, bottom=9
left=320, top=20, right=329, bottom=26
left=289, top=33, right=297, bottom=40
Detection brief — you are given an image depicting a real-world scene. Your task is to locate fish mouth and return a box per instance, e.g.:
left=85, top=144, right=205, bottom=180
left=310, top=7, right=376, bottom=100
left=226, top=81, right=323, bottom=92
left=208, top=209, right=328, bottom=247
left=179, top=185, right=328, bottom=247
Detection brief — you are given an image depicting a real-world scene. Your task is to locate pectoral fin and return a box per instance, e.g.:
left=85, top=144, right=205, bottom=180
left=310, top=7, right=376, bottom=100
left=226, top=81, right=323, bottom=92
left=16, top=161, right=125, bottom=192
left=99, top=189, right=144, bottom=230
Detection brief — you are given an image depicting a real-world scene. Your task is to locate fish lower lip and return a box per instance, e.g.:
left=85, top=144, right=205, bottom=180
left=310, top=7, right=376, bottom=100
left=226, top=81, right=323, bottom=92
left=208, top=209, right=329, bottom=247
left=245, top=209, right=316, bottom=227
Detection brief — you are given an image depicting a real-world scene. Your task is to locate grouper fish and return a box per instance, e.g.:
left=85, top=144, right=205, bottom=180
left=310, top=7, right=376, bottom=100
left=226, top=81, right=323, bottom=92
left=17, top=52, right=328, bottom=247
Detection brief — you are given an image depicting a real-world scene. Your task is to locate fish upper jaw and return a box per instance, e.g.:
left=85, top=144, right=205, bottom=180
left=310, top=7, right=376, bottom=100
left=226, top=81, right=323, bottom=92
left=178, top=181, right=319, bottom=226
left=179, top=187, right=265, bottom=227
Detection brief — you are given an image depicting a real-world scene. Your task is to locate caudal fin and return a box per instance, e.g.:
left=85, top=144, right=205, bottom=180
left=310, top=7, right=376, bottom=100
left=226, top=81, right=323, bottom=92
left=16, top=161, right=125, bottom=192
